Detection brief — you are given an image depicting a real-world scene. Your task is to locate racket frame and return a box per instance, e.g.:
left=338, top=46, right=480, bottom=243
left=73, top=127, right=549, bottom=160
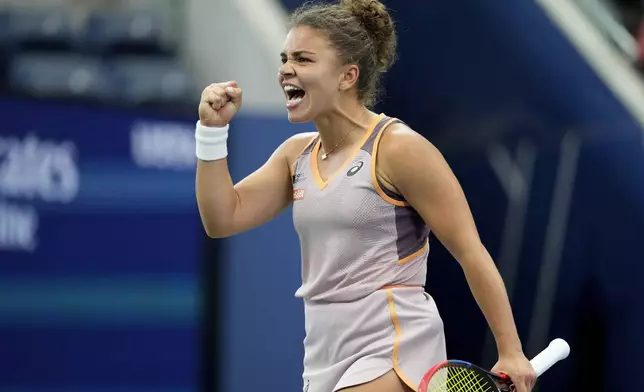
left=418, top=338, right=571, bottom=392
left=418, top=359, right=513, bottom=392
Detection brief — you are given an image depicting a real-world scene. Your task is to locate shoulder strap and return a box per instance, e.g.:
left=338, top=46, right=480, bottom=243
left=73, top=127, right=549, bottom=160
left=291, top=133, right=319, bottom=174
left=362, top=116, right=401, bottom=155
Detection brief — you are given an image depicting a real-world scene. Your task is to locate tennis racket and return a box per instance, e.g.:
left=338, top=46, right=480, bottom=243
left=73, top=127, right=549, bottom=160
left=418, top=338, right=570, bottom=392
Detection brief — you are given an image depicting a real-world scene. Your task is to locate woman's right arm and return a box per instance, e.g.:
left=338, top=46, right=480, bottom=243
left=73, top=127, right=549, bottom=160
left=196, top=135, right=312, bottom=238
left=195, top=81, right=312, bottom=238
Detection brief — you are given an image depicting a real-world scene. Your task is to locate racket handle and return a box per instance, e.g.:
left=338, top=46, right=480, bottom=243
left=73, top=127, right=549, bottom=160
left=529, top=338, right=570, bottom=377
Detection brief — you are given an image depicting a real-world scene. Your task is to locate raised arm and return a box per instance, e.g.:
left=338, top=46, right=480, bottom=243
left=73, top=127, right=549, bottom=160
left=195, top=81, right=313, bottom=238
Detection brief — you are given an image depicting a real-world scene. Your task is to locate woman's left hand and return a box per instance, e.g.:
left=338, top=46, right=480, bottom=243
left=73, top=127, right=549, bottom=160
left=491, top=353, right=537, bottom=392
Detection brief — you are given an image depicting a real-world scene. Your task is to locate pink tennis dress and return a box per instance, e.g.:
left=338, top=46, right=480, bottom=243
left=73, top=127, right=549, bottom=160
left=291, top=113, right=447, bottom=392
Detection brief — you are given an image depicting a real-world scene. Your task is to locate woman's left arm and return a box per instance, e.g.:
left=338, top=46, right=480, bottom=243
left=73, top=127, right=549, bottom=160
left=377, top=125, right=536, bottom=392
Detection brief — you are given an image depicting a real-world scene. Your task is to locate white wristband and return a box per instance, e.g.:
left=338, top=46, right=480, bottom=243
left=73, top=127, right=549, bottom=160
left=195, top=121, right=229, bottom=161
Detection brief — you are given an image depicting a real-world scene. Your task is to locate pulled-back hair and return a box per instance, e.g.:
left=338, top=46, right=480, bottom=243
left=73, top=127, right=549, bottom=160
left=289, top=0, right=397, bottom=107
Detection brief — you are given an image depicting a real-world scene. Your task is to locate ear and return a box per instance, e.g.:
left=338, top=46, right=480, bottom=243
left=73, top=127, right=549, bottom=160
left=338, top=64, right=360, bottom=91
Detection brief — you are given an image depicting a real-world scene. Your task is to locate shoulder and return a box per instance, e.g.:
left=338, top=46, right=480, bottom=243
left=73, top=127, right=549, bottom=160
left=376, top=120, right=450, bottom=190
left=378, top=121, right=443, bottom=167
left=280, top=131, right=318, bottom=174
left=285, top=131, right=319, bottom=148
left=282, top=131, right=318, bottom=157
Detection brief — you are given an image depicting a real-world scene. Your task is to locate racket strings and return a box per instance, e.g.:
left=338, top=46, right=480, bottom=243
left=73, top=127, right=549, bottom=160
left=426, top=367, right=495, bottom=392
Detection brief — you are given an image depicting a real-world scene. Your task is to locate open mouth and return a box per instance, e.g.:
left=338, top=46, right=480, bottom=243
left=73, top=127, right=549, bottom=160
left=284, top=85, right=306, bottom=107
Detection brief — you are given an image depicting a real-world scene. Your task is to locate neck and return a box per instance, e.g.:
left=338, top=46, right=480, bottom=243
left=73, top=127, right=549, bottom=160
left=313, top=102, right=377, bottom=154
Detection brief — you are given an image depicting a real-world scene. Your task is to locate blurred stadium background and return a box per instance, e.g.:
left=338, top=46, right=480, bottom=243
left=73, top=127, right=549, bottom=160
left=1, top=0, right=643, bottom=391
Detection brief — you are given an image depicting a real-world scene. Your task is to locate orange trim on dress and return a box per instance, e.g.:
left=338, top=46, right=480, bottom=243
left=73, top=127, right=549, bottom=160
left=311, top=113, right=385, bottom=190
left=370, top=119, right=410, bottom=207
left=386, top=289, right=418, bottom=392
left=291, top=133, right=320, bottom=175
left=397, top=239, right=429, bottom=265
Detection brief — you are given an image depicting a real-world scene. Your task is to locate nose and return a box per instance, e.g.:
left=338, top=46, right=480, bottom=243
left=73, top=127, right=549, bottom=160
left=279, top=62, right=295, bottom=77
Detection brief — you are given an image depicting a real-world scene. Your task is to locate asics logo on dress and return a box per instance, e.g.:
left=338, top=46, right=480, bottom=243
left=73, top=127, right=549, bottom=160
left=346, top=160, right=364, bottom=177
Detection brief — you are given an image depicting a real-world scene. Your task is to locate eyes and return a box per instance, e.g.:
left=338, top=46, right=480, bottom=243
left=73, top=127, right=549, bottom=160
left=280, top=56, right=313, bottom=64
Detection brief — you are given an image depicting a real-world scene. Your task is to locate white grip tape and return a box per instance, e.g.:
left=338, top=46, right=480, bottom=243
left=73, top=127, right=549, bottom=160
left=195, top=121, right=229, bottom=161
left=529, top=338, right=570, bottom=377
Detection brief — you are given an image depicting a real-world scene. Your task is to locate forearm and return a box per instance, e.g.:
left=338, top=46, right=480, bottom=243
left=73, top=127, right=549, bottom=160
left=196, top=159, right=238, bottom=238
left=194, top=116, right=240, bottom=238
left=459, top=244, right=523, bottom=356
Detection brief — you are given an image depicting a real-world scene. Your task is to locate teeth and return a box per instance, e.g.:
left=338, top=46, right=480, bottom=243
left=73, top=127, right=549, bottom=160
left=284, top=85, right=302, bottom=92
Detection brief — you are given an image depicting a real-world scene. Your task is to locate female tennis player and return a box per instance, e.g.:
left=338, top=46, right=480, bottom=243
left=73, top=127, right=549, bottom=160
left=195, top=1, right=537, bottom=391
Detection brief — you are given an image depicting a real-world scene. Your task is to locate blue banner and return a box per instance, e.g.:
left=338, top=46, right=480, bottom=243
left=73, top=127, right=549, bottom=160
left=0, top=98, right=200, bottom=391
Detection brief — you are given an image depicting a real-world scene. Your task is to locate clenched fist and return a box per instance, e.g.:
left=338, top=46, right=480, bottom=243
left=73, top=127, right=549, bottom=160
left=199, top=81, right=243, bottom=127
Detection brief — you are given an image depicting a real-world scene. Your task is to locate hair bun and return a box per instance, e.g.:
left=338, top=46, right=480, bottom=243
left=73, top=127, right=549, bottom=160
left=340, top=0, right=397, bottom=71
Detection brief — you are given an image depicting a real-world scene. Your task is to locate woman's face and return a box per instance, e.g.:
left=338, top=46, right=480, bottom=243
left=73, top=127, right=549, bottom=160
left=278, top=25, right=350, bottom=123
